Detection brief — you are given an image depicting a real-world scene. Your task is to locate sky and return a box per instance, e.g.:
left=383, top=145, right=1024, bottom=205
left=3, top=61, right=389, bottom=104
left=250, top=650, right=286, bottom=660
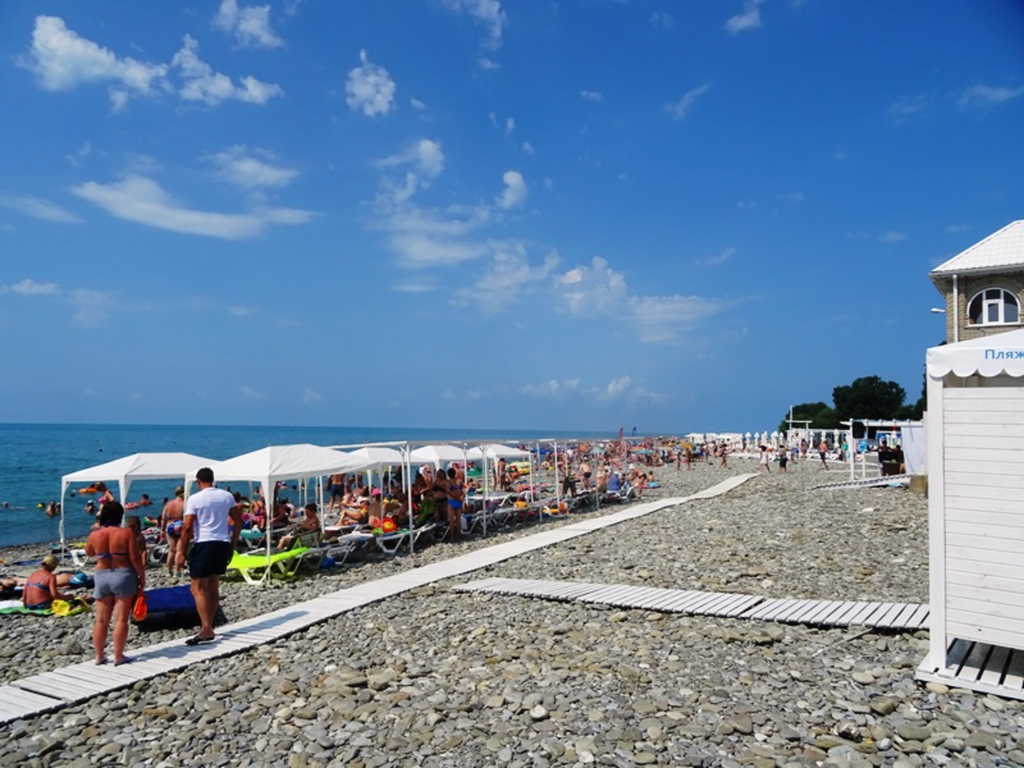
left=1, top=1, right=1023, bottom=435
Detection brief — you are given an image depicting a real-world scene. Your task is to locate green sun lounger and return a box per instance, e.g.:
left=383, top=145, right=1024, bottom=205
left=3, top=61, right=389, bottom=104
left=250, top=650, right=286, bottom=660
left=227, top=547, right=310, bottom=585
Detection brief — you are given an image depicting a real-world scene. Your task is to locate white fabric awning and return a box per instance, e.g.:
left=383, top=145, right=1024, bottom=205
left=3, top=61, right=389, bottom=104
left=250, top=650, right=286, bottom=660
left=208, top=444, right=374, bottom=485
left=465, top=443, right=530, bottom=461
left=343, top=446, right=406, bottom=465
left=927, top=328, right=1024, bottom=378
left=409, top=444, right=467, bottom=467
left=62, top=452, right=217, bottom=488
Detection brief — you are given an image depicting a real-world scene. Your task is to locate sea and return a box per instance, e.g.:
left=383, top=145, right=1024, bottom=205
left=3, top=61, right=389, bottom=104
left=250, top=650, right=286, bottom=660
left=0, top=423, right=611, bottom=549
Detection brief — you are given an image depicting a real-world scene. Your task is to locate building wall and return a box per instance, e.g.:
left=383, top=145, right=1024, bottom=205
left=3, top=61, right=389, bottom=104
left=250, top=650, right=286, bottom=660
left=937, top=270, right=1024, bottom=343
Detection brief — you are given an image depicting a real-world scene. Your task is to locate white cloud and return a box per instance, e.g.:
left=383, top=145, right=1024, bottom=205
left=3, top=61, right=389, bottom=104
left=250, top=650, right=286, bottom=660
left=694, top=247, right=735, bottom=267
left=64, top=141, right=93, bottom=167
left=458, top=243, right=559, bottom=311
left=596, top=376, right=664, bottom=404
left=70, top=287, right=109, bottom=326
left=346, top=50, right=396, bottom=117
left=580, top=90, right=603, bottom=103
left=440, top=0, right=506, bottom=50
left=386, top=232, right=488, bottom=268
left=410, top=97, right=426, bottom=110
left=496, top=170, right=527, bottom=210
left=725, top=0, right=763, bottom=34
left=556, top=257, right=629, bottom=315
left=521, top=378, right=580, bottom=398
left=228, top=305, right=254, bottom=316
left=0, top=193, right=81, bottom=223
left=21, top=16, right=168, bottom=109
left=879, top=230, right=908, bottom=243
left=783, top=192, right=803, bottom=202
left=241, top=385, right=265, bottom=399
left=302, top=387, right=322, bottom=404
left=22, top=17, right=280, bottom=110
left=650, top=12, right=674, bottom=30
left=665, top=84, right=712, bottom=121
left=6, top=279, right=60, bottom=296
left=376, top=138, right=446, bottom=205
left=504, top=117, right=515, bottom=136
left=71, top=174, right=314, bottom=240
left=946, top=223, right=970, bottom=233
left=959, top=84, right=1024, bottom=108
left=208, top=145, right=298, bottom=190
left=172, top=35, right=283, bottom=105
left=889, top=94, right=927, bottom=119
left=522, top=142, right=535, bottom=155
left=630, top=295, right=721, bottom=342
left=555, top=256, right=722, bottom=342
left=378, top=139, right=445, bottom=179
left=213, top=0, right=284, bottom=49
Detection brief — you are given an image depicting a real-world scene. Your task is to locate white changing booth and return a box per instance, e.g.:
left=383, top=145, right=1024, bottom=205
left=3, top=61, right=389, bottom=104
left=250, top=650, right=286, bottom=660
left=917, top=328, right=1024, bottom=699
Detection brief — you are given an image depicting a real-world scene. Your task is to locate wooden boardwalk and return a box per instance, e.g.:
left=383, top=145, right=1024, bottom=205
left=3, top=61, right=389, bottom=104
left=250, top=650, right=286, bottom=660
left=453, top=577, right=930, bottom=631
left=0, top=473, right=768, bottom=725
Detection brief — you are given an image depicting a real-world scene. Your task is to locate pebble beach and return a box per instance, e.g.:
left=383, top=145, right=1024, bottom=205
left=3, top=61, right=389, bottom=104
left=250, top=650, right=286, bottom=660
left=1, top=457, right=1022, bottom=767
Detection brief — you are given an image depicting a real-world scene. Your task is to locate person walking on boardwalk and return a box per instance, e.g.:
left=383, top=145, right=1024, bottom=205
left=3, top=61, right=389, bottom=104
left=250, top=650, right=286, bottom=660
left=176, top=467, right=241, bottom=646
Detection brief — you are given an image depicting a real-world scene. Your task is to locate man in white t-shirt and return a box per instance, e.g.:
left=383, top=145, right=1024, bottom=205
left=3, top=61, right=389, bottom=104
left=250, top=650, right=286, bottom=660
left=176, top=467, right=241, bottom=646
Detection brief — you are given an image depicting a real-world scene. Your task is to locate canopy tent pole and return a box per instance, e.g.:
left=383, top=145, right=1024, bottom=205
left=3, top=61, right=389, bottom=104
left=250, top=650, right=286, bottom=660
left=552, top=441, right=561, bottom=517
left=482, top=447, right=489, bottom=537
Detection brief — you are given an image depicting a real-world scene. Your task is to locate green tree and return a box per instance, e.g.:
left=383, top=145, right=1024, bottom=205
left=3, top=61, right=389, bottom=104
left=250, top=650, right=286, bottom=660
left=832, top=376, right=906, bottom=419
left=778, top=402, right=835, bottom=431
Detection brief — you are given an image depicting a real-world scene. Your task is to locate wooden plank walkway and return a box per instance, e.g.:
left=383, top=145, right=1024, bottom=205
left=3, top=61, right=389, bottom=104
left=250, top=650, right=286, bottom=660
left=813, top=474, right=911, bottom=491
left=0, top=475, right=759, bottom=725
left=917, top=639, right=1024, bottom=702
left=453, top=577, right=930, bottom=631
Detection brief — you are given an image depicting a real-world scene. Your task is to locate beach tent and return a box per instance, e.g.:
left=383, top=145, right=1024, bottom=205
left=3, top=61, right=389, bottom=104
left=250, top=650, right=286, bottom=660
left=465, top=443, right=532, bottom=533
left=409, top=444, right=468, bottom=468
left=208, top=444, right=375, bottom=582
left=917, top=327, right=1024, bottom=700
left=342, top=446, right=409, bottom=496
left=59, top=451, right=217, bottom=551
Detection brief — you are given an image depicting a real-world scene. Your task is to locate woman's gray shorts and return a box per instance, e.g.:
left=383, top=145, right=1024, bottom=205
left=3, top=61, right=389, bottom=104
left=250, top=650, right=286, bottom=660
left=93, top=567, right=137, bottom=599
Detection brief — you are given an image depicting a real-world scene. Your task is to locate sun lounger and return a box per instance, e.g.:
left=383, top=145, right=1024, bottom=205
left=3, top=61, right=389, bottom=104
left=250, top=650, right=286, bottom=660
left=374, top=522, right=437, bottom=555
left=325, top=531, right=376, bottom=564
left=226, top=547, right=310, bottom=585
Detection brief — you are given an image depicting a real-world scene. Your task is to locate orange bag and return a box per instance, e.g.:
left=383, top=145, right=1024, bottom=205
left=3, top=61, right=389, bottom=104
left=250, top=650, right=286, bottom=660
left=132, top=594, right=148, bottom=622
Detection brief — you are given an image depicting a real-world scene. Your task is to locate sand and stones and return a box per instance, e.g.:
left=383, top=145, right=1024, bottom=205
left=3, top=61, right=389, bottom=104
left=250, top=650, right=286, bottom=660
left=1, top=458, right=1020, bottom=767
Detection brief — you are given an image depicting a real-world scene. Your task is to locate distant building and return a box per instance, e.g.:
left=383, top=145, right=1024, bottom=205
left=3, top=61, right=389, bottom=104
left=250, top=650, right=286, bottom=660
left=930, top=220, right=1024, bottom=344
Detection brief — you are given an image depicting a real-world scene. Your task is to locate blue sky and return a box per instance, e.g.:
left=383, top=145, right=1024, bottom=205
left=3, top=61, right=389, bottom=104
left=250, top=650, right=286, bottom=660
left=1, top=1, right=1023, bottom=435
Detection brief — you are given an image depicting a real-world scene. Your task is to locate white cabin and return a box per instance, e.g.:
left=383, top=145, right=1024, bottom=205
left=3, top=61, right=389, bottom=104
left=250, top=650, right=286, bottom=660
left=917, top=328, right=1024, bottom=699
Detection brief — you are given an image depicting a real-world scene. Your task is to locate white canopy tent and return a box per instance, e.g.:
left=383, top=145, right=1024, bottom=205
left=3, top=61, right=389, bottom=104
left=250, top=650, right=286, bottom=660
left=59, top=452, right=216, bottom=552
left=207, top=444, right=376, bottom=582
left=466, top=443, right=532, bottom=533
left=918, top=328, right=1024, bottom=699
left=409, top=444, right=468, bottom=468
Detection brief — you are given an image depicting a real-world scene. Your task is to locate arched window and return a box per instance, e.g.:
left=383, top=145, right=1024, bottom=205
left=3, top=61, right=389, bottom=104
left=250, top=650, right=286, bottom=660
left=967, top=288, right=1020, bottom=326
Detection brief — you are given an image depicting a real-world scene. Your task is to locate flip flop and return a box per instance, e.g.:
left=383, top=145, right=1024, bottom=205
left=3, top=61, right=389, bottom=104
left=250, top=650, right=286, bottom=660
left=184, top=635, right=216, bottom=646
left=114, top=656, right=135, bottom=666
left=95, top=656, right=107, bottom=666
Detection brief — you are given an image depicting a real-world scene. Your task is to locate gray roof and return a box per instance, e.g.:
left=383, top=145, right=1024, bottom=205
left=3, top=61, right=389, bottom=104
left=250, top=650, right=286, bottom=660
left=931, top=220, right=1024, bottom=277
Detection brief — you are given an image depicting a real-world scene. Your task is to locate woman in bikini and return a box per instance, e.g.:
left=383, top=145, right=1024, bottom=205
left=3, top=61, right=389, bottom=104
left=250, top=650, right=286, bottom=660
left=431, top=468, right=449, bottom=527
left=445, top=467, right=464, bottom=542
left=86, top=501, right=145, bottom=666
left=22, top=555, right=73, bottom=610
